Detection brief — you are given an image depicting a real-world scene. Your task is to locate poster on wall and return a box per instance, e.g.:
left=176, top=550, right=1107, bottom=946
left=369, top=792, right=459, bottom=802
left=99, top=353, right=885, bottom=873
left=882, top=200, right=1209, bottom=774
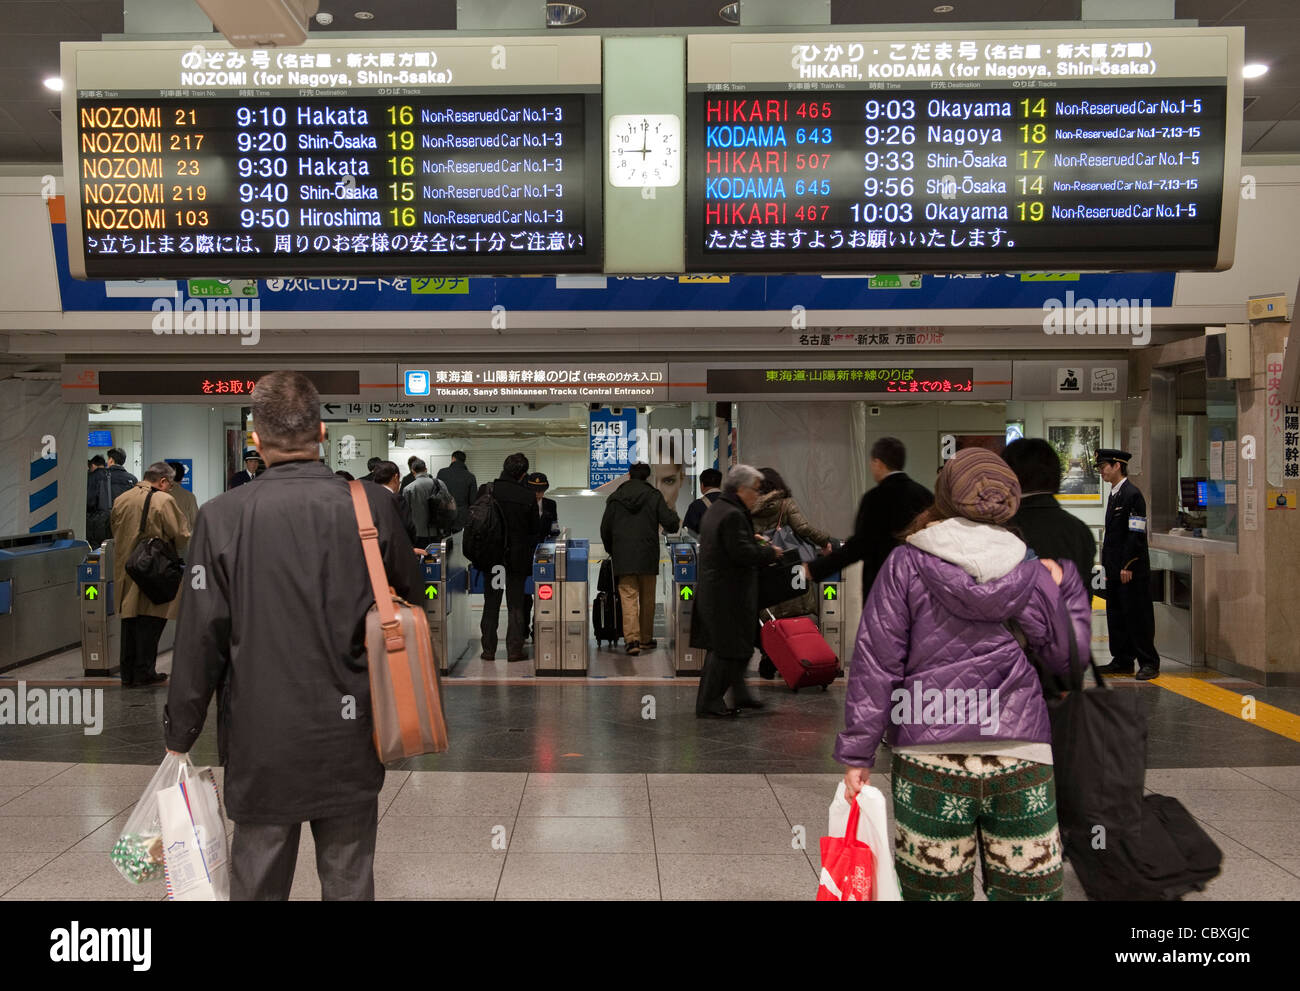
left=1048, top=419, right=1103, bottom=505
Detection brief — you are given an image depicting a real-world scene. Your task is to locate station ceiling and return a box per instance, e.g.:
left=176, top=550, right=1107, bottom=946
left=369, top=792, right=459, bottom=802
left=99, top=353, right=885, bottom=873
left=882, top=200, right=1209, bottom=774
left=1, top=1, right=1296, bottom=161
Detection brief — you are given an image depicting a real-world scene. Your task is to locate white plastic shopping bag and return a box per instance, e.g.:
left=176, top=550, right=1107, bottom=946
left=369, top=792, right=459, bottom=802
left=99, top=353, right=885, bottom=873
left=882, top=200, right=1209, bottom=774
left=110, top=752, right=188, bottom=885
left=158, top=761, right=230, bottom=901
left=824, top=781, right=903, bottom=901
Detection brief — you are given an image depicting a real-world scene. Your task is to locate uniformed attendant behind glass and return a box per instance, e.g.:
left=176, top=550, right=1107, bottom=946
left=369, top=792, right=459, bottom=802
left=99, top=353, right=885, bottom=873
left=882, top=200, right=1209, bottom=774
left=1095, top=448, right=1159, bottom=681
left=526, top=471, right=558, bottom=540
left=228, top=449, right=262, bottom=489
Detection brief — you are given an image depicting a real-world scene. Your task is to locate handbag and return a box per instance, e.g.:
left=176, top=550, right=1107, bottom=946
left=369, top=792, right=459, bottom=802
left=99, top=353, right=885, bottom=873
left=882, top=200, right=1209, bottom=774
left=760, top=503, right=820, bottom=564
left=1006, top=608, right=1146, bottom=845
left=349, top=481, right=450, bottom=762
left=757, top=547, right=806, bottom=609
left=123, top=489, right=184, bottom=605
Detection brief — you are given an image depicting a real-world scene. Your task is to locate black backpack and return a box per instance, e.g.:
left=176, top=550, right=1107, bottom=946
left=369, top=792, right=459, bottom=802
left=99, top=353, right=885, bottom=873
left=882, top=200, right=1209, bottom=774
left=426, top=478, right=458, bottom=533
left=123, top=489, right=184, bottom=605
left=462, top=484, right=507, bottom=570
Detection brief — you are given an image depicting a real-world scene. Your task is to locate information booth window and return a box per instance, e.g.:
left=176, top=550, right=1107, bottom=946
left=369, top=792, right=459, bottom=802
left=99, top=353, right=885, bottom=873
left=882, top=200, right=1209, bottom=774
left=1174, top=370, right=1237, bottom=545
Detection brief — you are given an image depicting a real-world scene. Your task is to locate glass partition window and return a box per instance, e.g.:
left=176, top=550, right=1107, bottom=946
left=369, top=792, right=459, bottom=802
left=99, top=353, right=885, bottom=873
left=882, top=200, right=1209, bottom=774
left=1204, top=378, right=1238, bottom=543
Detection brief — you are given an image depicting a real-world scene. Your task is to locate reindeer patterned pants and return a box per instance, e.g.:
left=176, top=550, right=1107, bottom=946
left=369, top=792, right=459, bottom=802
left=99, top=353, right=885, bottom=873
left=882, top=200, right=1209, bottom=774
left=891, top=752, right=1064, bottom=901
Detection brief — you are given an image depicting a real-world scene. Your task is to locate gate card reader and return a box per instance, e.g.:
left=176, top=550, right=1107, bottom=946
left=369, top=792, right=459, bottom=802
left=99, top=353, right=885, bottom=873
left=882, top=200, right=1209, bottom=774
left=667, top=540, right=701, bottom=675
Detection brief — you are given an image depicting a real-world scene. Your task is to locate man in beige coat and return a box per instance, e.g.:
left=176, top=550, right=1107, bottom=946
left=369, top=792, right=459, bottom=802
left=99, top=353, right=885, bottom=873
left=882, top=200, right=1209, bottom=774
left=110, top=461, right=191, bottom=687
left=167, top=461, right=200, bottom=531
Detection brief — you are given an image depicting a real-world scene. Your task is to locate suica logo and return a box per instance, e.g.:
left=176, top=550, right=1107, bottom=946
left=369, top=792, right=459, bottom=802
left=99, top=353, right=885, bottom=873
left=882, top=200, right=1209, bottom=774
left=151, top=293, right=261, bottom=346
left=1042, top=291, right=1152, bottom=346
left=49, top=923, right=151, bottom=972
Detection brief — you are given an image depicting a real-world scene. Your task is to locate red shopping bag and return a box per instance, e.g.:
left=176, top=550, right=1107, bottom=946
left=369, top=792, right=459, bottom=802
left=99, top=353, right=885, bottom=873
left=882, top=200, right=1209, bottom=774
left=817, top=799, right=877, bottom=901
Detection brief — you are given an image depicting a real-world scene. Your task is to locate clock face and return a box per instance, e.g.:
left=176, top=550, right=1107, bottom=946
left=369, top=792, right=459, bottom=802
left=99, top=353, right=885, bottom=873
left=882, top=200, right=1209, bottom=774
left=608, top=113, right=681, bottom=188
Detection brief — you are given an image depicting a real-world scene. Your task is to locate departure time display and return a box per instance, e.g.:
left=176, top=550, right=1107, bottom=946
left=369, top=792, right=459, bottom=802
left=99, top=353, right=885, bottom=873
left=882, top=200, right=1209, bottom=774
left=62, top=36, right=603, bottom=278
left=73, top=94, right=600, bottom=277
left=685, top=28, right=1242, bottom=272
left=687, top=87, right=1227, bottom=271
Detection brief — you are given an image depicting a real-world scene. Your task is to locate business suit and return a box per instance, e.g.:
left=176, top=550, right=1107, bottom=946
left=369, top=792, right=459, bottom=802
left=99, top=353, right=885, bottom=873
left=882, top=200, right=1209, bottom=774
left=809, top=471, right=934, bottom=602
left=1101, top=478, right=1158, bottom=673
left=1010, top=493, right=1097, bottom=591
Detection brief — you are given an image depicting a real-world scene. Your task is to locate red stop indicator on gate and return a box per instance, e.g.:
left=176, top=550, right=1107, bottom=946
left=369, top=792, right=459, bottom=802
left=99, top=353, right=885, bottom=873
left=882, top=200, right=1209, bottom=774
left=538, top=583, right=554, bottom=600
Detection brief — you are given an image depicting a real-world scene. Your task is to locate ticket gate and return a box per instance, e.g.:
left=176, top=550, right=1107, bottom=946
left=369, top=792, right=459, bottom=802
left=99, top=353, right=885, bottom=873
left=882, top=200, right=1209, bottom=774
left=0, top=530, right=87, bottom=671
left=532, top=530, right=590, bottom=675
left=78, top=539, right=174, bottom=677
left=816, top=539, right=853, bottom=667
left=420, top=536, right=472, bottom=676
left=665, top=539, right=702, bottom=675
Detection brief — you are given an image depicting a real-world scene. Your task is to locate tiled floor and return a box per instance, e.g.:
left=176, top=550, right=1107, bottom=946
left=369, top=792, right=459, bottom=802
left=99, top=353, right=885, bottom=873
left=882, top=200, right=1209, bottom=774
left=2, top=761, right=1298, bottom=901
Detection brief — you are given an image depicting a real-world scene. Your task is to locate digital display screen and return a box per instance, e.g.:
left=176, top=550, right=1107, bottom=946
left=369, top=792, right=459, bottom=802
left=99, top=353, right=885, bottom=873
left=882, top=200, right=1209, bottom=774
left=96, top=369, right=360, bottom=396
left=88, top=429, right=113, bottom=447
left=687, top=87, right=1227, bottom=271
left=686, top=29, right=1241, bottom=273
left=63, top=37, right=603, bottom=278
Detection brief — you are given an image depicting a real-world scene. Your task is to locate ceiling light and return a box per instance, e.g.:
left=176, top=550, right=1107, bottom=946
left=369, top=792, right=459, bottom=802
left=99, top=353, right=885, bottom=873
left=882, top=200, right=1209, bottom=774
left=43, top=76, right=63, bottom=92
left=546, top=3, right=586, bottom=26
left=933, top=3, right=955, bottom=11
left=1242, top=63, right=1268, bottom=79
left=718, top=3, right=739, bottom=24
left=353, top=10, right=373, bottom=20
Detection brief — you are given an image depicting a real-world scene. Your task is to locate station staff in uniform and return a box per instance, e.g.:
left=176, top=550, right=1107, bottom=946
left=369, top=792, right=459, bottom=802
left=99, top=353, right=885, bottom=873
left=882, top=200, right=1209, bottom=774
left=1096, top=449, right=1159, bottom=681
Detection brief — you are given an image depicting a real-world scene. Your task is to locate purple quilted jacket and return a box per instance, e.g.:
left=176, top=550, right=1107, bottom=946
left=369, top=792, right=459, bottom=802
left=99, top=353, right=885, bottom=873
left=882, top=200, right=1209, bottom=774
left=834, top=518, right=1092, bottom=768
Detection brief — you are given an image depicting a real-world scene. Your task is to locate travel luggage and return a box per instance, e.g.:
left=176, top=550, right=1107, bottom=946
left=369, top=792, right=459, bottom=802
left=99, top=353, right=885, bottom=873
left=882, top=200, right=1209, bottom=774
left=592, top=558, right=623, bottom=646
left=350, top=482, right=449, bottom=762
left=1007, top=614, right=1221, bottom=900
left=123, top=489, right=184, bottom=605
left=760, top=612, right=839, bottom=691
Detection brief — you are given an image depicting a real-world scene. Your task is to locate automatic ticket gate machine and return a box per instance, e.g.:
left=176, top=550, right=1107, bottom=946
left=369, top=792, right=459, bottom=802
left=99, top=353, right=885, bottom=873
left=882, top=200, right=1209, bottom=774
left=78, top=539, right=175, bottom=677
left=420, top=536, right=471, bottom=676
left=532, top=530, right=590, bottom=675
left=666, top=539, right=702, bottom=675
left=816, top=539, right=852, bottom=668
left=79, top=540, right=117, bottom=676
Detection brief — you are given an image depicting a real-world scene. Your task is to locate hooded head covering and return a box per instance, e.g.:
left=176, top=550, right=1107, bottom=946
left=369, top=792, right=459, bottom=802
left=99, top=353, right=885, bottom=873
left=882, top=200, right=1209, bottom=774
left=933, top=448, right=1021, bottom=525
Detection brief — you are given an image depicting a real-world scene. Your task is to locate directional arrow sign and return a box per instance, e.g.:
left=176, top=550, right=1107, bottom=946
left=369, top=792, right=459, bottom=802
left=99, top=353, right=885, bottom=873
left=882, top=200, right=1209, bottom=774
left=424, top=585, right=439, bottom=599
left=323, top=403, right=340, bottom=415
left=84, top=585, right=99, bottom=600
left=822, top=585, right=838, bottom=601
left=679, top=586, right=694, bottom=602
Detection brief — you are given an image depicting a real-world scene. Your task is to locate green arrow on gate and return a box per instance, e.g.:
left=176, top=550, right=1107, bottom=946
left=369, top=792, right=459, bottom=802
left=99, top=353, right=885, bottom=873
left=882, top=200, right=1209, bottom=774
left=822, top=585, right=838, bottom=601
left=425, top=585, right=439, bottom=599
left=679, top=586, right=694, bottom=602
left=84, top=585, right=99, bottom=600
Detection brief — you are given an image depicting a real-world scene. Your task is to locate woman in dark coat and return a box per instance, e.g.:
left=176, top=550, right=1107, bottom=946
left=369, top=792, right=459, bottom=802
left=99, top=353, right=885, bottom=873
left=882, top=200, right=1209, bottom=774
left=692, top=464, right=781, bottom=717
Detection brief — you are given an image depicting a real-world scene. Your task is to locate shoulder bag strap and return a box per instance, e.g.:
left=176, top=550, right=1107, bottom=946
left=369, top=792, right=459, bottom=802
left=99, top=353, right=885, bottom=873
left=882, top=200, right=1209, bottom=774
left=137, top=488, right=155, bottom=538
left=1007, top=597, right=1095, bottom=696
left=349, top=482, right=422, bottom=756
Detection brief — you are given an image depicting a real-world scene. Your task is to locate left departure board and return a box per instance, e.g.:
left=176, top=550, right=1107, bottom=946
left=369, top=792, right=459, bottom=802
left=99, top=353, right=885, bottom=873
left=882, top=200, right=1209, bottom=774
left=61, top=37, right=602, bottom=278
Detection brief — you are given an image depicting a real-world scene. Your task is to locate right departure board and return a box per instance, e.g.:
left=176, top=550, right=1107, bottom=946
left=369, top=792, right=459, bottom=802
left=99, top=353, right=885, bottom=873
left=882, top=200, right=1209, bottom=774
left=686, top=28, right=1243, bottom=273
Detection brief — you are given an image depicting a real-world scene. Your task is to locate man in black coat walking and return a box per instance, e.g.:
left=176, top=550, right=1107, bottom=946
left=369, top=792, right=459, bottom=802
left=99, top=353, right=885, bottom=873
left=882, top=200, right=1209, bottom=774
left=808, top=437, right=933, bottom=602
left=1096, top=449, right=1160, bottom=680
left=1003, top=437, right=1098, bottom=587
left=436, top=450, right=478, bottom=533
left=692, top=464, right=780, bottom=717
left=481, top=453, right=538, bottom=662
left=164, top=371, right=420, bottom=900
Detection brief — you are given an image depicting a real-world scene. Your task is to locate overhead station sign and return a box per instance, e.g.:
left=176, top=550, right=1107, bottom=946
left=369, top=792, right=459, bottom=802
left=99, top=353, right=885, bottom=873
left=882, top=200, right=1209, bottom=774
left=399, top=363, right=669, bottom=402
left=686, top=27, right=1242, bottom=273
left=61, top=36, right=602, bottom=278
left=671, top=360, right=1013, bottom=401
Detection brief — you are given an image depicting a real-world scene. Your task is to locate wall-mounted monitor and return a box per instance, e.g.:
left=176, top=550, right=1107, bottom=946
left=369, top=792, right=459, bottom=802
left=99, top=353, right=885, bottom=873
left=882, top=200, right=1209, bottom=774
left=88, top=428, right=113, bottom=447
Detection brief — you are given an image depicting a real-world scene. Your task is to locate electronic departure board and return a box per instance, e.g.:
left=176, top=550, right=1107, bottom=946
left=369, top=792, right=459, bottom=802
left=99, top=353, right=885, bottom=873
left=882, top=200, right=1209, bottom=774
left=686, top=28, right=1242, bottom=272
left=62, top=37, right=602, bottom=278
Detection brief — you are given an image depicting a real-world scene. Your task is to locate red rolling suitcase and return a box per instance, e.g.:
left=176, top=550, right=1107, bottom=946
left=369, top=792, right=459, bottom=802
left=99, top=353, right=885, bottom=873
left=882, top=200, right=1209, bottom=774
left=760, top=613, right=840, bottom=692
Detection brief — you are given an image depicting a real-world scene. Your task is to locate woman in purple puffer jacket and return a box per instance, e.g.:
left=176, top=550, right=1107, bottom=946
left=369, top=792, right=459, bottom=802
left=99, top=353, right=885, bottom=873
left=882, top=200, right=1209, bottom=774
left=837, top=448, right=1092, bottom=901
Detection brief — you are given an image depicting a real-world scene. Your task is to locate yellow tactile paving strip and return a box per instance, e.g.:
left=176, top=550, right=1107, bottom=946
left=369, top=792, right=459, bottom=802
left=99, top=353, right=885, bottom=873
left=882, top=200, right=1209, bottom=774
left=1148, top=674, right=1300, bottom=744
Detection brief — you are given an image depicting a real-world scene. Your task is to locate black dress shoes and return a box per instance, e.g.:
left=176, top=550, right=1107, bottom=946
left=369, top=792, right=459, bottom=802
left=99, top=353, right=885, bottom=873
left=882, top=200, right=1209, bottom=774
left=696, top=706, right=738, bottom=719
left=1135, top=665, right=1160, bottom=681
left=735, top=698, right=766, bottom=710
left=1096, top=660, right=1135, bottom=676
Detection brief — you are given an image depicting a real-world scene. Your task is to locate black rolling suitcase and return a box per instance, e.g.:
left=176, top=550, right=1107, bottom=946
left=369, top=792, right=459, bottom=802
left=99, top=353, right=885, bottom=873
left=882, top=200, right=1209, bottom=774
left=592, top=558, right=623, bottom=646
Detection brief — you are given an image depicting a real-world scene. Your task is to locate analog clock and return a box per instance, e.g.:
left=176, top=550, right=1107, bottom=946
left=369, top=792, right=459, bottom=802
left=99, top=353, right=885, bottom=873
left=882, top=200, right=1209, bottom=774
left=608, top=113, right=681, bottom=188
